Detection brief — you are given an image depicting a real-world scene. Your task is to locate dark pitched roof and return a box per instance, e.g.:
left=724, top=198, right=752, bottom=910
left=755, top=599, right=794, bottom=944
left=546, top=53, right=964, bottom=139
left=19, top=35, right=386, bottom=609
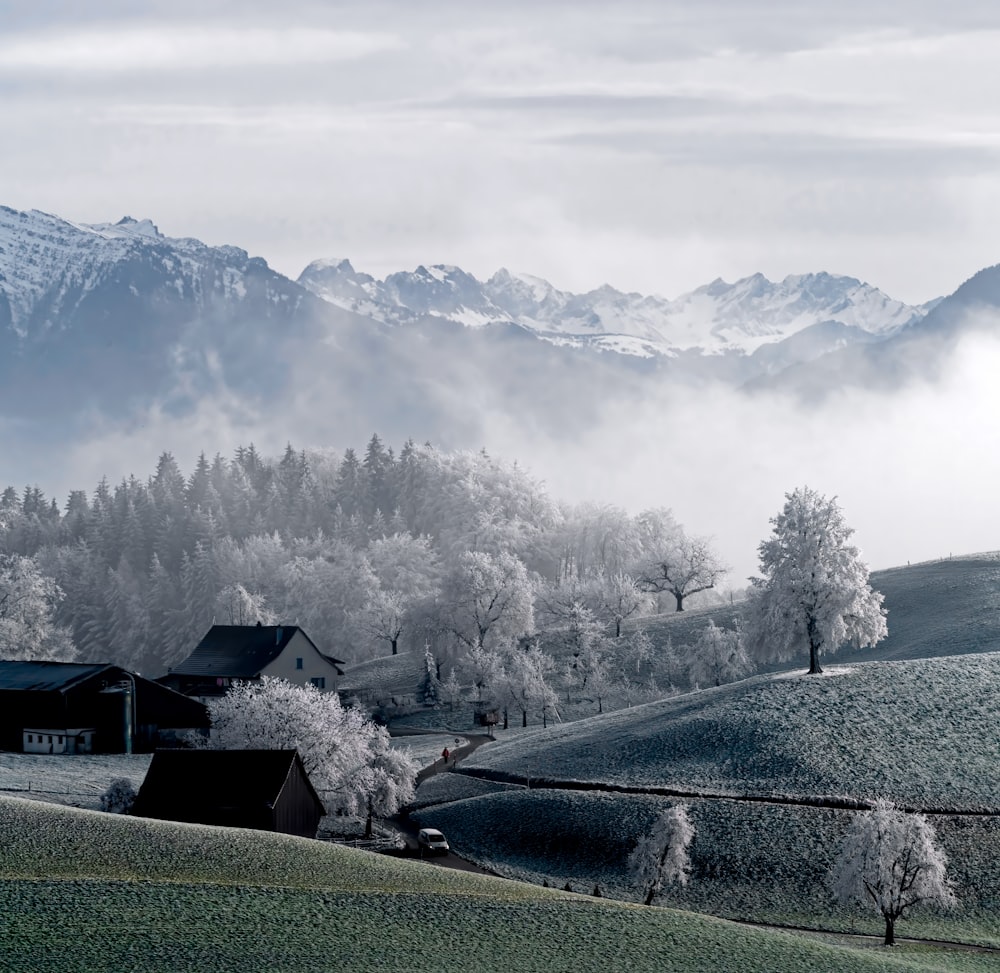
left=167, top=625, right=339, bottom=678
left=131, top=749, right=324, bottom=820
left=0, top=661, right=114, bottom=693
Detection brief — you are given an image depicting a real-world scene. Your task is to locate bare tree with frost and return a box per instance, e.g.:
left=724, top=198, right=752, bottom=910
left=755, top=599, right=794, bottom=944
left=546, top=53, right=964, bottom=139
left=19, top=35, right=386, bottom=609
left=744, top=486, right=887, bottom=675
left=629, top=804, right=695, bottom=905
left=635, top=510, right=727, bottom=612
left=831, top=799, right=956, bottom=946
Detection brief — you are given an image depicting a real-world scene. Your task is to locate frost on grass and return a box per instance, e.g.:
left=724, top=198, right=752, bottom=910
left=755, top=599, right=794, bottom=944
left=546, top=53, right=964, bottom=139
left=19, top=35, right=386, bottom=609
left=419, top=790, right=1000, bottom=945
left=460, top=653, right=1000, bottom=811
left=410, top=772, right=518, bottom=810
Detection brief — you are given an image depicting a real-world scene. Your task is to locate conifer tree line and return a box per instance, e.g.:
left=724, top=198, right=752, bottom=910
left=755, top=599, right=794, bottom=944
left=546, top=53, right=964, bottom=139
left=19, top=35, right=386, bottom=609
left=0, top=435, right=730, bottom=679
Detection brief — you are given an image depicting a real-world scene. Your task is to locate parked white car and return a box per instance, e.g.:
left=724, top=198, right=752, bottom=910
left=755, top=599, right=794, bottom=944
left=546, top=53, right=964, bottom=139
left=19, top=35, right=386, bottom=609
left=417, top=828, right=450, bottom=855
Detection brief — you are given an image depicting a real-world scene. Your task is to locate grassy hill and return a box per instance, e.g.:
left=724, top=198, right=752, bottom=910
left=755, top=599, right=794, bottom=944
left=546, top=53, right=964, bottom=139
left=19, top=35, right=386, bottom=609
left=418, top=789, right=1000, bottom=948
left=3, top=797, right=988, bottom=973
left=458, top=653, right=1000, bottom=811
left=628, top=553, right=1000, bottom=669
left=412, top=644, right=1000, bottom=948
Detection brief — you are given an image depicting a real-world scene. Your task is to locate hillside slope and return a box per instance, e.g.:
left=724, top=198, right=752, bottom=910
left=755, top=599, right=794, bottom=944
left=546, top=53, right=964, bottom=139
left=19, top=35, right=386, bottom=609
left=629, top=553, right=1000, bottom=667
left=459, top=653, right=1000, bottom=811
left=0, top=797, right=962, bottom=973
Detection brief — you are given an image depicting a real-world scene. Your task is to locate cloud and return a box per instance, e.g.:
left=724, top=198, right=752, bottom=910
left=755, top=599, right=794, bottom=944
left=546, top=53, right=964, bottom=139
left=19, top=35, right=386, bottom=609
left=0, top=25, right=404, bottom=74
left=475, top=326, right=1000, bottom=582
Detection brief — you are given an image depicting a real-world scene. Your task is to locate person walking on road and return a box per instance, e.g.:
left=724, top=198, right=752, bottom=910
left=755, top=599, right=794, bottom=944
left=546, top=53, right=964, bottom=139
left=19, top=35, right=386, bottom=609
left=442, top=747, right=450, bottom=766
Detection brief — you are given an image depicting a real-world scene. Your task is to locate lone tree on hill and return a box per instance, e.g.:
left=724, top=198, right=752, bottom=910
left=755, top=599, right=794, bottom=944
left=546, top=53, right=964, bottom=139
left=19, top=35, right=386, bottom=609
left=744, top=486, right=887, bottom=675
left=831, top=799, right=957, bottom=946
left=629, top=804, right=695, bottom=905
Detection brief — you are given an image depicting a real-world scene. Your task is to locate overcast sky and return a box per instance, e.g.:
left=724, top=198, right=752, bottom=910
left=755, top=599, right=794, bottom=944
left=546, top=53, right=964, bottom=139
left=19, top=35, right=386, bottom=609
left=4, top=1, right=1000, bottom=302
left=4, top=2, right=1000, bottom=581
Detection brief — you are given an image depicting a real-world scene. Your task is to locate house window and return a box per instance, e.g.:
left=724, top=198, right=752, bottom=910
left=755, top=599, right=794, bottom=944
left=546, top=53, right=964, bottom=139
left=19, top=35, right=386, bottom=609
left=57, top=736, right=63, bottom=744
left=47, top=736, right=52, bottom=744
left=27, top=735, right=32, bottom=743
left=310, top=677, right=325, bottom=689
left=296, top=658, right=304, bottom=670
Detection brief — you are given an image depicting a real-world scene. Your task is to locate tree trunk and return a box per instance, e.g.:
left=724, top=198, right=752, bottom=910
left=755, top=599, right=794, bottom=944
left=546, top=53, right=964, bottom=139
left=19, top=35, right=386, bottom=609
left=674, top=592, right=684, bottom=612
left=522, top=709, right=528, bottom=728
left=883, top=915, right=895, bottom=946
left=808, top=637, right=823, bottom=674
left=391, top=638, right=398, bottom=656
left=364, top=800, right=373, bottom=839
left=644, top=888, right=656, bottom=906
left=615, top=619, right=622, bottom=638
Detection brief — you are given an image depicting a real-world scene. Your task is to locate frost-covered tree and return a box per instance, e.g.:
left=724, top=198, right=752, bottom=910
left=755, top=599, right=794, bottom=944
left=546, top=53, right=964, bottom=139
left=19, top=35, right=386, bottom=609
left=686, top=620, right=753, bottom=688
left=629, top=804, right=695, bottom=905
left=353, top=587, right=407, bottom=656
left=744, top=487, right=887, bottom=675
left=831, top=799, right=956, bottom=946
left=418, top=644, right=441, bottom=705
left=440, top=667, right=463, bottom=710
left=591, top=570, right=652, bottom=638
left=213, top=583, right=275, bottom=626
left=205, top=677, right=416, bottom=817
left=635, top=510, right=727, bottom=612
left=441, top=550, right=534, bottom=652
left=461, top=641, right=505, bottom=703
left=0, top=554, right=75, bottom=661
left=504, top=643, right=559, bottom=728
left=358, top=741, right=417, bottom=838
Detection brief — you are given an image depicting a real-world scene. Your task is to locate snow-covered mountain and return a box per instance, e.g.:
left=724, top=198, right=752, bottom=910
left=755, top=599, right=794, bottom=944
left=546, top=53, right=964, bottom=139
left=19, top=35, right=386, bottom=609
left=298, top=257, right=931, bottom=358
left=0, top=206, right=332, bottom=422
left=5, top=203, right=997, bottom=470
left=0, top=206, right=305, bottom=338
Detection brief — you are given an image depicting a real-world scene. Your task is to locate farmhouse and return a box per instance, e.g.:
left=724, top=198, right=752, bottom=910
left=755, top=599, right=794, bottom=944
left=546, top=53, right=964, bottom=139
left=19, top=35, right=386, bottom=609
left=130, top=749, right=325, bottom=838
left=158, top=624, right=344, bottom=702
left=0, top=661, right=209, bottom=754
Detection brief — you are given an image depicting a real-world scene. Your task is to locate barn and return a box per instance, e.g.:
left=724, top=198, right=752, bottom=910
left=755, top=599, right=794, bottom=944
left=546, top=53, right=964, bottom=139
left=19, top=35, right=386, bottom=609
left=130, top=749, right=325, bottom=838
left=0, top=661, right=210, bottom=754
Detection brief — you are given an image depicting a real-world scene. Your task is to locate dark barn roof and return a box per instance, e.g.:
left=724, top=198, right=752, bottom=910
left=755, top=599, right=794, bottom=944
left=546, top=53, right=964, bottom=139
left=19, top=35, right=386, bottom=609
left=0, top=661, right=116, bottom=693
left=168, top=625, right=343, bottom=678
left=131, top=749, right=325, bottom=836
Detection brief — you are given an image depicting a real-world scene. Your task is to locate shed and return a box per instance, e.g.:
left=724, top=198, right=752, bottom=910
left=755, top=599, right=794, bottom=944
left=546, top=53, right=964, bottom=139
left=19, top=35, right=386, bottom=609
left=130, top=749, right=325, bottom=838
left=0, top=661, right=209, bottom=754
left=158, top=625, right=345, bottom=702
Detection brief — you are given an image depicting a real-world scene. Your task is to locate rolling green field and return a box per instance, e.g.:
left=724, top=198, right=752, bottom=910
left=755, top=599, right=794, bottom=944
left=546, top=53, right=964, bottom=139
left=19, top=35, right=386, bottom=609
left=0, top=797, right=996, bottom=973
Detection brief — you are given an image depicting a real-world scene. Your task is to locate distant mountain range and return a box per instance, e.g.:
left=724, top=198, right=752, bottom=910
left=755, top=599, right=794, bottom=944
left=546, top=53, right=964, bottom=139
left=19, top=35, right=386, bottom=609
left=298, top=257, right=931, bottom=359
left=1, top=204, right=998, bottom=467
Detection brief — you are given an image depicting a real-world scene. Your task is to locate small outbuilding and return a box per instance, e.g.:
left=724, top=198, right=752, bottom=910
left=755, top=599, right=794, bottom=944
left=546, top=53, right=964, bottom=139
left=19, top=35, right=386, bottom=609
left=130, top=749, right=326, bottom=839
left=158, top=625, right=344, bottom=702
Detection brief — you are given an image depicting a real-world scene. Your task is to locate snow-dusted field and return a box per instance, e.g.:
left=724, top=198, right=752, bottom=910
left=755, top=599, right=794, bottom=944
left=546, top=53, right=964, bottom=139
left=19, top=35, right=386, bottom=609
left=0, top=753, right=151, bottom=809
left=459, top=653, right=1000, bottom=812
left=417, top=789, right=1000, bottom=947
left=1, top=796, right=951, bottom=973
